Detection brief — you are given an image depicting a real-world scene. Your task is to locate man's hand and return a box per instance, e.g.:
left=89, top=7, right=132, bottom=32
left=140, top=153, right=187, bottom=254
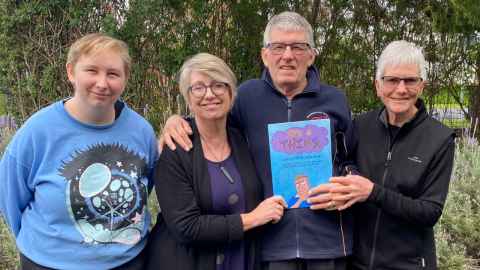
left=329, top=175, right=374, bottom=211
left=158, top=115, right=193, bottom=152
left=307, top=183, right=340, bottom=210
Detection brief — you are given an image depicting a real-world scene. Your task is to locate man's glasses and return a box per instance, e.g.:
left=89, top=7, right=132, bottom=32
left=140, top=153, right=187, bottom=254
left=266, top=42, right=312, bottom=55
left=188, top=82, right=230, bottom=98
left=381, top=76, right=423, bottom=88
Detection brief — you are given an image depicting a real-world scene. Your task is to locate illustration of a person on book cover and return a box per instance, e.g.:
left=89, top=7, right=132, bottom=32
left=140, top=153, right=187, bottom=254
left=288, top=175, right=311, bottom=208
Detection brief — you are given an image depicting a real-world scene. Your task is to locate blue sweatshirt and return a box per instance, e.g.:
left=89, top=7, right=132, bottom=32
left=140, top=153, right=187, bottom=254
left=230, top=67, right=355, bottom=261
left=0, top=100, right=157, bottom=269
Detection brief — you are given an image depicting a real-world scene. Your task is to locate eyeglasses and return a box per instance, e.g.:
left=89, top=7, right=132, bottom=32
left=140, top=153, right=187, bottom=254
left=381, top=76, right=423, bottom=88
left=188, top=82, right=230, bottom=98
left=266, top=42, right=311, bottom=55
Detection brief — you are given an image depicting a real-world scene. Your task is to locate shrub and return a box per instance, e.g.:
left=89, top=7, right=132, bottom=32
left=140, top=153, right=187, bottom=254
left=0, top=127, right=19, bottom=269
left=436, top=132, right=480, bottom=269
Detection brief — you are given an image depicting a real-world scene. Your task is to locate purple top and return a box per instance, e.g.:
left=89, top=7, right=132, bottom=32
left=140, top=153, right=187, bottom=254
left=207, top=154, right=247, bottom=270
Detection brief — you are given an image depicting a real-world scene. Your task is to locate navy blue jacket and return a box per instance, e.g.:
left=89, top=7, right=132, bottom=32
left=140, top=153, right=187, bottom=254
left=230, top=66, right=355, bottom=261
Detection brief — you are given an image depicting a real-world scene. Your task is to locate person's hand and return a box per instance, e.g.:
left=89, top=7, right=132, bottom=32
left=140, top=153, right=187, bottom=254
left=241, top=196, right=287, bottom=231
left=329, top=175, right=374, bottom=210
left=159, top=115, right=193, bottom=152
left=307, top=183, right=340, bottom=210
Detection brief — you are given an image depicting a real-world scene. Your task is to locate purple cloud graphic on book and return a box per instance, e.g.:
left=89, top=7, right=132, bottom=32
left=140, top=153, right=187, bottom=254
left=271, top=124, right=329, bottom=154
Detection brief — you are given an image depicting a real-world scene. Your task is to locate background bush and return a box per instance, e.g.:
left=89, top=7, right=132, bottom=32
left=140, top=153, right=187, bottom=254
left=1, top=1, right=480, bottom=269
left=0, top=1, right=479, bottom=133
left=435, top=130, right=480, bottom=270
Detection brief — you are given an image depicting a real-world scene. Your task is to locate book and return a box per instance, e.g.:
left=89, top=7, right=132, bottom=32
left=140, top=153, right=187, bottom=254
left=268, top=119, right=333, bottom=209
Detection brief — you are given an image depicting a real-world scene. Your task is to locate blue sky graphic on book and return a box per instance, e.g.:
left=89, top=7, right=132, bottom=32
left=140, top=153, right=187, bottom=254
left=268, top=119, right=332, bottom=208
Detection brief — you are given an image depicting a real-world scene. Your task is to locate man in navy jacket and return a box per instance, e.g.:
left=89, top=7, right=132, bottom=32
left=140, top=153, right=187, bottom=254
left=162, top=11, right=356, bottom=270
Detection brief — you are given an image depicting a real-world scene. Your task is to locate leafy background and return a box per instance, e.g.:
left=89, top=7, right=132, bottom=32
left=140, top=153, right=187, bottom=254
left=1, top=0, right=480, bottom=269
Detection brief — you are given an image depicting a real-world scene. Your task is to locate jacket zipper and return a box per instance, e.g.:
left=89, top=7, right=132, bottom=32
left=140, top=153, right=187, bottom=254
left=368, top=136, right=393, bottom=270
left=286, top=98, right=301, bottom=257
left=287, top=99, right=292, bottom=121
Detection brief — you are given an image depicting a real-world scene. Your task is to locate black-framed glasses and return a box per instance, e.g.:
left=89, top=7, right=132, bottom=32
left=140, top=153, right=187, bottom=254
left=381, top=76, right=423, bottom=88
left=266, top=42, right=311, bottom=55
left=188, top=81, right=230, bottom=98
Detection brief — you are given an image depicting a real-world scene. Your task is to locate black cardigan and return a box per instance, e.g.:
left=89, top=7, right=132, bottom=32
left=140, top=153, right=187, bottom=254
left=146, top=122, right=263, bottom=270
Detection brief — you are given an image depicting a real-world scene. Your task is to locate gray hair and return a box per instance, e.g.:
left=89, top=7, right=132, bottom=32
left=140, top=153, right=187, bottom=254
left=376, top=40, right=427, bottom=81
left=178, top=53, right=237, bottom=103
left=263, top=11, right=315, bottom=48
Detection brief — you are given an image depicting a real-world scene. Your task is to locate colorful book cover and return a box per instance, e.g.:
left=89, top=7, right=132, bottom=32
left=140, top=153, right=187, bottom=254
left=268, top=119, right=332, bottom=209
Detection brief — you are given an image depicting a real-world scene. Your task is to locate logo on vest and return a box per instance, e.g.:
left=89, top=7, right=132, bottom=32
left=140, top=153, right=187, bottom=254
left=408, top=156, right=422, bottom=163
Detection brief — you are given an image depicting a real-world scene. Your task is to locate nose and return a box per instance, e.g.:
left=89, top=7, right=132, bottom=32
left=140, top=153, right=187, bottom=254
left=203, top=86, right=216, bottom=99
left=96, top=74, right=108, bottom=89
left=395, top=80, right=408, bottom=93
left=281, top=45, right=294, bottom=59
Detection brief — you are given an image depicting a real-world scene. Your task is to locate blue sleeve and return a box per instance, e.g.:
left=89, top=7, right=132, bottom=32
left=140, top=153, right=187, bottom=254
left=0, top=146, right=33, bottom=237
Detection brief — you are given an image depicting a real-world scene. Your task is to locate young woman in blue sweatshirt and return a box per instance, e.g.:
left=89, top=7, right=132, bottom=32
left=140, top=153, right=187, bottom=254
left=0, top=33, right=157, bottom=270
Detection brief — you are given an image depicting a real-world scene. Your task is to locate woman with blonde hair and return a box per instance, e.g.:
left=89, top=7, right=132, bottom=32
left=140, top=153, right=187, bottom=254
left=0, top=33, right=157, bottom=270
left=146, top=53, right=286, bottom=270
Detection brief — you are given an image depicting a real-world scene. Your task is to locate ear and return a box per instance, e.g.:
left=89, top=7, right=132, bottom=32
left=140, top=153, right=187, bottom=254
left=307, top=50, right=316, bottom=66
left=66, top=63, right=75, bottom=83
left=261, top=48, right=269, bottom=69
left=374, top=79, right=382, bottom=97
left=417, top=81, right=425, bottom=96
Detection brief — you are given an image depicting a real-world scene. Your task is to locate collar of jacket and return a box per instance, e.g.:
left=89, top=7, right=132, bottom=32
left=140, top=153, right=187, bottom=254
left=260, top=66, right=321, bottom=97
left=377, top=98, right=428, bottom=131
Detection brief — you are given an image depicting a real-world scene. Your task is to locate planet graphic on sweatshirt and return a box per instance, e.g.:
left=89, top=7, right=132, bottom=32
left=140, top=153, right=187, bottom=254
left=60, top=143, right=149, bottom=245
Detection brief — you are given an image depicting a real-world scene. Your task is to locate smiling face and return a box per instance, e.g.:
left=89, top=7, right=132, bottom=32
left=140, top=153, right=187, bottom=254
left=187, top=71, right=232, bottom=123
left=261, top=29, right=315, bottom=99
left=295, top=175, right=310, bottom=199
left=375, top=63, right=425, bottom=126
left=66, top=49, right=126, bottom=122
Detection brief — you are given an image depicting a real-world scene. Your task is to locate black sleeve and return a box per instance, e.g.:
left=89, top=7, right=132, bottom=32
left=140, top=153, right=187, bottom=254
left=154, top=148, right=244, bottom=245
left=336, top=112, right=359, bottom=176
left=368, top=136, right=455, bottom=227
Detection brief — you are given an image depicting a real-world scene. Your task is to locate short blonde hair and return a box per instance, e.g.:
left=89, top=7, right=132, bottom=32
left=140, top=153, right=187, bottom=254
left=67, top=33, right=131, bottom=77
left=178, top=53, right=237, bottom=103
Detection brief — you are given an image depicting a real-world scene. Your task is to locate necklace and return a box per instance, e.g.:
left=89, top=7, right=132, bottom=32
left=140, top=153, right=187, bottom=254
left=200, top=135, right=235, bottom=184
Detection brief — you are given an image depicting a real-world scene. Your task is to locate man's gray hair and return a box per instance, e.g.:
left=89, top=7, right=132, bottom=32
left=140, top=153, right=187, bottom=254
left=263, top=11, right=315, bottom=48
left=376, top=40, right=427, bottom=81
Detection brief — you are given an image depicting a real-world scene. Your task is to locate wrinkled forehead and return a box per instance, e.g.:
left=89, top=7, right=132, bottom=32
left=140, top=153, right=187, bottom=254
left=382, top=62, right=421, bottom=76
left=268, top=28, right=308, bottom=43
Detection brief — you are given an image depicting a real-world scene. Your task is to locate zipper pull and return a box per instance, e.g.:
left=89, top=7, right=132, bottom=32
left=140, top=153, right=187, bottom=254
left=287, top=99, right=292, bottom=121
left=421, top=257, right=426, bottom=268
left=385, top=151, right=392, bottom=166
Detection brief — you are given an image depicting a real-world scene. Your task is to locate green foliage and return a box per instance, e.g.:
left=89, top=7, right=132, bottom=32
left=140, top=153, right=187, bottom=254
left=0, top=127, right=18, bottom=269
left=435, top=135, right=480, bottom=269
left=0, top=94, right=6, bottom=115
left=0, top=217, right=19, bottom=270
left=0, top=0, right=478, bottom=129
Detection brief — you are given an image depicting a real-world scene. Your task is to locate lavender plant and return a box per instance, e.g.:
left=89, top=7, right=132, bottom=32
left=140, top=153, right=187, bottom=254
left=436, top=123, right=480, bottom=270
